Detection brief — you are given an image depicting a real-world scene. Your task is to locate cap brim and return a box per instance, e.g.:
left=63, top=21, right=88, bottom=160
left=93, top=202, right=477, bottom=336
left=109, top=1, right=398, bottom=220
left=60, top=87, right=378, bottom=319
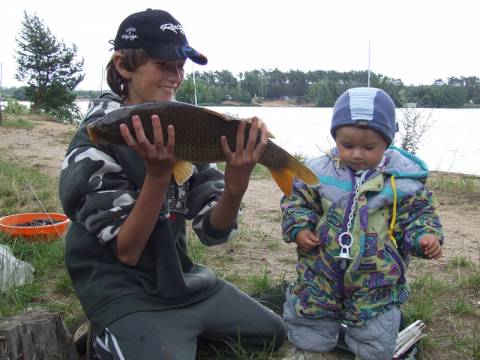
left=145, top=45, right=207, bottom=65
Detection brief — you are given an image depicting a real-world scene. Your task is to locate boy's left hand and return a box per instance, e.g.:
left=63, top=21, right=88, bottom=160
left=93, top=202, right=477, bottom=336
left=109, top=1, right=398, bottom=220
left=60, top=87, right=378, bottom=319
left=220, top=117, right=268, bottom=198
left=419, top=235, right=443, bottom=259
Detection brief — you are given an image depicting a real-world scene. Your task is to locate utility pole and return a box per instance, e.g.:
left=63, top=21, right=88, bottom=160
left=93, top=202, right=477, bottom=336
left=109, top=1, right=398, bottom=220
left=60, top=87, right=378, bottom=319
left=367, top=40, right=371, bottom=87
left=99, top=66, right=104, bottom=93
left=192, top=65, right=198, bottom=106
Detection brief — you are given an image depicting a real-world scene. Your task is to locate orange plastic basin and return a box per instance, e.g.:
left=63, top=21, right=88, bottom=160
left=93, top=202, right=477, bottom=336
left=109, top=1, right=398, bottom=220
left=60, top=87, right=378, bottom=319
left=0, top=212, right=70, bottom=241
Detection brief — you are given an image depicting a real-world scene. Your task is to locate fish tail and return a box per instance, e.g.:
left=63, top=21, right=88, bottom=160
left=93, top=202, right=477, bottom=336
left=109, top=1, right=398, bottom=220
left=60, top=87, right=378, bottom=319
left=270, top=155, right=319, bottom=197
left=86, top=124, right=98, bottom=143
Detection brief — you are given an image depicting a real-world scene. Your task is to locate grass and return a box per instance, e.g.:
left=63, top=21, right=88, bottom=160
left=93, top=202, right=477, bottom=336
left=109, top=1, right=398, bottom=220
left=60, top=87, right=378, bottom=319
left=0, top=116, right=36, bottom=129
left=2, top=145, right=480, bottom=359
left=428, top=171, right=480, bottom=195
left=0, top=155, right=61, bottom=214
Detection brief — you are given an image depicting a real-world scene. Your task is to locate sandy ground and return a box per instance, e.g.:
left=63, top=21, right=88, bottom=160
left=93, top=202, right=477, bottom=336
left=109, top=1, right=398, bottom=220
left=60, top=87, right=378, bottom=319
left=1, top=119, right=479, bottom=359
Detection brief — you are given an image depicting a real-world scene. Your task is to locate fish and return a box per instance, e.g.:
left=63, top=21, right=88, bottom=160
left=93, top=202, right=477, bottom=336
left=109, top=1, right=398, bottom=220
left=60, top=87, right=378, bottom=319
left=86, top=101, right=319, bottom=196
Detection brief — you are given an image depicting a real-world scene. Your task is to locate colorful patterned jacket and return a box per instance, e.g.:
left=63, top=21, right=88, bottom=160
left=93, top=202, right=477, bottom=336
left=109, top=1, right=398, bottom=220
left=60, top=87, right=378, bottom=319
left=281, top=146, right=444, bottom=325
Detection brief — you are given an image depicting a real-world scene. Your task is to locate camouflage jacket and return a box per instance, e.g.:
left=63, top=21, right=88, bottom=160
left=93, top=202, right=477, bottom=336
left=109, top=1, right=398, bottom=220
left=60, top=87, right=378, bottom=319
left=59, top=94, right=233, bottom=332
left=281, top=146, right=444, bottom=325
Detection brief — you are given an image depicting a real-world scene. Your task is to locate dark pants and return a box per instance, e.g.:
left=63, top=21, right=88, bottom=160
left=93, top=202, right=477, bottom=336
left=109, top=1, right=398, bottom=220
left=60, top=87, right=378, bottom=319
left=93, top=281, right=286, bottom=359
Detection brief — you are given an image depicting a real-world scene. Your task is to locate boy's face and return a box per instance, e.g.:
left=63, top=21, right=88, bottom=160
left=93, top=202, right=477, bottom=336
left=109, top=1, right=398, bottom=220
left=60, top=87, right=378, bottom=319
left=125, top=58, right=186, bottom=104
left=335, top=126, right=388, bottom=171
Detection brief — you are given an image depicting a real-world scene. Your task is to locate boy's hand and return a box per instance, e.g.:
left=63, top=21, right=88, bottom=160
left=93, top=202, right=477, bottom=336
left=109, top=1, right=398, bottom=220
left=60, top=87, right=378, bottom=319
left=419, top=235, right=443, bottom=259
left=221, top=117, right=268, bottom=198
left=120, top=115, right=175, bottom=182
left=295, top=229, right=320, bottom=252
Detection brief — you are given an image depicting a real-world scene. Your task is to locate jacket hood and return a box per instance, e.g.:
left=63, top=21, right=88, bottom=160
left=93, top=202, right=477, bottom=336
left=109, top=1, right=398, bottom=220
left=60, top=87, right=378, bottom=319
left=381, top=146, right=429, bottom=179
left=324, top=146, right=429, bottom=180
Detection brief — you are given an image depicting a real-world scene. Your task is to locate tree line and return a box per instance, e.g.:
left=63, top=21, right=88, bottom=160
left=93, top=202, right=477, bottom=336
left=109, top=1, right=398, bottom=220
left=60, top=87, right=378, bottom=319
left=174, top=70, right=480, bottom=108
left=5, top=70, right=479, bottom=109
left=1, top=11, right=479, bottom=125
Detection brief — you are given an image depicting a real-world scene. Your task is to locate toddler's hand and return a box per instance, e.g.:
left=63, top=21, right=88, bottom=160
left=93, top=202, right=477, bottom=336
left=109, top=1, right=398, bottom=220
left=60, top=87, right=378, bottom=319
left=419, top=235, right=442, bottom=259
left=295, top=229, right=320, bottom=252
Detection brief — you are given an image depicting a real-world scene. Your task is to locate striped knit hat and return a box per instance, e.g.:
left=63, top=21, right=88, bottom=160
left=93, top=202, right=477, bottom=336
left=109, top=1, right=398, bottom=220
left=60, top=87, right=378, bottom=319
left=330, top=87, right=398, bottom=145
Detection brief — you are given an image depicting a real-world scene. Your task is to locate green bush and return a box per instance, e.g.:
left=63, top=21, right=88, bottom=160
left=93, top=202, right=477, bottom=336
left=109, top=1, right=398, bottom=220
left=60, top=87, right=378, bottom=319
left=4, top=99, right=29, bottom=115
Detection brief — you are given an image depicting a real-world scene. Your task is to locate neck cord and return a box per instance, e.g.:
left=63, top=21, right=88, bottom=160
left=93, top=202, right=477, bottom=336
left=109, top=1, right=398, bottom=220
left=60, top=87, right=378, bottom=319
left=337, top=169, right=369, bottom=269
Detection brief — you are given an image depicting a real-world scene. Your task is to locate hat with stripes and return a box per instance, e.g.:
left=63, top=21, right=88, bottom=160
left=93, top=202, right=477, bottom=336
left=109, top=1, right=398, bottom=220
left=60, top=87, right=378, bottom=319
left=330, top=87, right=398, bottom=145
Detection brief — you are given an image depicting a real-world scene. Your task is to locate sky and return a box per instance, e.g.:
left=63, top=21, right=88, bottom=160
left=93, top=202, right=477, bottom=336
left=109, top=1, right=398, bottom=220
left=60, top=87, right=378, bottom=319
left=1, top=0, right=478, bottom=91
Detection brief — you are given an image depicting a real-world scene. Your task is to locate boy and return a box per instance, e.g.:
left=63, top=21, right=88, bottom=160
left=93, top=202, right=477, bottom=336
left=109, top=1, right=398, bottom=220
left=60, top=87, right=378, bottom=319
left=281, top=87, right=443, bottom=360
left=59, top=9, right=285, bottom=359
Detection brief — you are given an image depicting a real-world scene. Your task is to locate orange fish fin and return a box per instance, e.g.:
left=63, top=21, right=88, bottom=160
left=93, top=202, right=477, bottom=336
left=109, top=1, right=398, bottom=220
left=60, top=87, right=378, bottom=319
left=270, top=155, right=319, bottom=196
left=86, top=124, right=98, bottom=143
left=270, top=168, right=294, bottom=197
left=173, top=161, right=194, bottom=185
left=286, top=156, right=319, bottom=187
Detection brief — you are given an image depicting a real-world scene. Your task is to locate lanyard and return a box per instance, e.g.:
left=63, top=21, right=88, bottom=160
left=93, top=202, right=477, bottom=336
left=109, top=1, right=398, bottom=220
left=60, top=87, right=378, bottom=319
left=336, top=170, right=369, bottom=270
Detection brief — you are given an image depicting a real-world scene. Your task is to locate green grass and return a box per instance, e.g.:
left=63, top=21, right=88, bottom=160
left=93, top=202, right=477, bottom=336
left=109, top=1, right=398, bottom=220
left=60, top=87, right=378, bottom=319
left=0, top=232, right=83, bottom=328
left=451, top=297, right=474, bottom=315
left=450, top=256, right=473, bottom=268
left=405, top=258, right=480, bottom=359
left=428, top=172, right=480, bottom=194
left=0, top=155, right=61, bottom=214
left=248, top=267, right=273, bottom=294
left=0, top=116, right=36, bottom=129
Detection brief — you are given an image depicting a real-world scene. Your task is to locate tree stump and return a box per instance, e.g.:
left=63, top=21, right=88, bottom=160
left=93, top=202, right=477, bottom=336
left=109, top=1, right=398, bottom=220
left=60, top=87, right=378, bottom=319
left=0, top=309, right=79, bottom=360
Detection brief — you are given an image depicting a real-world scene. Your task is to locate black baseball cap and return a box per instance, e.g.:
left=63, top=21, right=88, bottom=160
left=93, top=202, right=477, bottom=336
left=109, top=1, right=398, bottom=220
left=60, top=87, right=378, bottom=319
left=113, top=9, right=207, bottom=65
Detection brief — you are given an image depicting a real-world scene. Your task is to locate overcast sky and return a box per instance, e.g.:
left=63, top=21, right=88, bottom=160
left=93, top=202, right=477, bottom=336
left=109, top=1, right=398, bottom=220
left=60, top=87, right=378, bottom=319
left=1, top=0, right=478, bottom=91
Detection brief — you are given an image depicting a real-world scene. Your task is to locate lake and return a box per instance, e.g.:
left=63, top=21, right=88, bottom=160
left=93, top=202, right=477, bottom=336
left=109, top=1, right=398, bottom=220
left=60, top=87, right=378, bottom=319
left=76, top=101, right=479, bottom=176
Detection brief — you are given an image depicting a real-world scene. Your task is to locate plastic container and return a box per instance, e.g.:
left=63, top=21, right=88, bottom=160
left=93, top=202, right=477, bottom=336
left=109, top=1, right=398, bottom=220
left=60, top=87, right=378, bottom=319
left=0, top=212, right=70, bottom=241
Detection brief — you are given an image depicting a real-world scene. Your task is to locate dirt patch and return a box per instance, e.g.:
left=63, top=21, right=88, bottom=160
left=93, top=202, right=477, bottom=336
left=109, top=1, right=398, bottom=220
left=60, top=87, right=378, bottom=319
left=0, top=119, right=76, bottom=176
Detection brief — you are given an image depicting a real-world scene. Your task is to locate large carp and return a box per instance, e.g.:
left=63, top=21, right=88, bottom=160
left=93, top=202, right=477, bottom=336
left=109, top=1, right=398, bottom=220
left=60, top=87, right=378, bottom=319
left=86, top=101, right=319, bottom=196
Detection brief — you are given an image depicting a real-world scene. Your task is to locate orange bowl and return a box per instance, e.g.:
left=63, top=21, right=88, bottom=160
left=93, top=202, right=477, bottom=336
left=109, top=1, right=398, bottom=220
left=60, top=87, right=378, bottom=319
left=0, top=212, right=70, bottom=241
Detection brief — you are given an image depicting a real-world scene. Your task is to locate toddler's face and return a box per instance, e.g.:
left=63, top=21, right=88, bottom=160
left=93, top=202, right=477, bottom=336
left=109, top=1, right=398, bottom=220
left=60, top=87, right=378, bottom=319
left=335, top=126, right=388, bottom=171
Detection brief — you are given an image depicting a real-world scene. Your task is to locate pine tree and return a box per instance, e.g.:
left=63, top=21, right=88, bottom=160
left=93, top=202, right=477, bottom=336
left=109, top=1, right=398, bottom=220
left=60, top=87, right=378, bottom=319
left=15, top=11, right=84, bottom=120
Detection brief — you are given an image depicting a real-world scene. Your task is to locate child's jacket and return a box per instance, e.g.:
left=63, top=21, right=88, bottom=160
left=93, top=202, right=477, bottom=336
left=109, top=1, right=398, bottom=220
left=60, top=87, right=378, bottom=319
left=281, top=147, right=443, bottom=325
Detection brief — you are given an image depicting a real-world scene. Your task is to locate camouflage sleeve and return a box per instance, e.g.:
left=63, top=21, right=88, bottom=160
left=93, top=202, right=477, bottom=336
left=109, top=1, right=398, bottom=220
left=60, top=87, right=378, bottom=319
left=188, top=164, right=236, bottom=246
left=59, top=146, right=140, bottom=244
left=280, top=180, right=323, bottom=243
left=393, top=186, right=444, bottom=258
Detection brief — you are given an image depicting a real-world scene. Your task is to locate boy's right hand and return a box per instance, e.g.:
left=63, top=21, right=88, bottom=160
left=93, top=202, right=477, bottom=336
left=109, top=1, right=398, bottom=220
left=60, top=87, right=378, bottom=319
left=295, top=229, right=321, bottom=251
left=120, top=114, right=175, bottom=183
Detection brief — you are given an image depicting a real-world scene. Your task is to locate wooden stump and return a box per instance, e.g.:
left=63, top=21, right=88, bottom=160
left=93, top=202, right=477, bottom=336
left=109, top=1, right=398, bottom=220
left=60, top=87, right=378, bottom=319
left=0, top=309, right=79, bottom=360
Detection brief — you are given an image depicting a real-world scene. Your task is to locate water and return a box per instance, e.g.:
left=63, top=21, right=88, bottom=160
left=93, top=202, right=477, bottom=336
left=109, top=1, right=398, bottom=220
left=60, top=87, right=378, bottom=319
left=77, top=101, right=480, bottom=176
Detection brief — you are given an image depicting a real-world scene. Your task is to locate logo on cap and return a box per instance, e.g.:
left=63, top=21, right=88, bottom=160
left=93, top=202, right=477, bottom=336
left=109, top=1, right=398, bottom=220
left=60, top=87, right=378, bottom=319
left=160, top=23, right=185, bottom=35
left=122, top=27, right=139, bottom=42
